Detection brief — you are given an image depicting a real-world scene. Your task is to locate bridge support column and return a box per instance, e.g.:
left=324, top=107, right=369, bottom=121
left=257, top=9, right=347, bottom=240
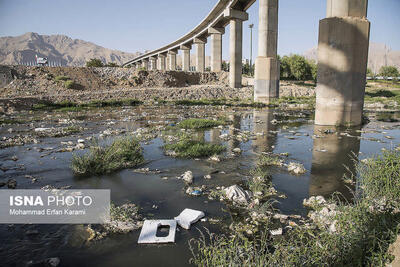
left=208, top=27, right=224, bottom=72
left=194, top=38, right=207, bottom=72
left=315, top=0, right=370, bottom=126
left=168, top=50, right=177, bottom=71
left=158, top=54, right=166, bottom=70
left=150, top=57, right=157, bottom=70
left=180, top=44, right=191, bottom=72
left=254, top=0, right=279, bottom=103
left=142, top=59, right=148, bottom=70
left=224, top=9, right=248, bottom=88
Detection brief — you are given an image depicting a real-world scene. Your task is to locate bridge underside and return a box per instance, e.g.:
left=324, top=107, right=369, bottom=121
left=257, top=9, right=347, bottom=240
left=124, top=0, right=370, bottom=126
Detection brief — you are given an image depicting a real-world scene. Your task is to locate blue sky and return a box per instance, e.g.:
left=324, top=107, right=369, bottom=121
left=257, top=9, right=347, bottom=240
left=0, top=0, right=399, bottom=61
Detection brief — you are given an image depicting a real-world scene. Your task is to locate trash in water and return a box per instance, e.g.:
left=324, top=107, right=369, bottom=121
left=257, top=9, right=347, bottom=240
left=138, top=220, right=176, bottom=244
left=174, top=208, right=205, bottom=230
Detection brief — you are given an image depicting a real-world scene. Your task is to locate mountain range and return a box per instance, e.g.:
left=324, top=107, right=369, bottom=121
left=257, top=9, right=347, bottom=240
left=0, top=32, right=141, bottom=66
left=304, top=42, right=400, bottom=74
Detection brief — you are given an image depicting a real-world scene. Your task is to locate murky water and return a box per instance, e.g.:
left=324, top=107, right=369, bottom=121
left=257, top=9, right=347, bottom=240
left=0, top=105, right=399, bottom=266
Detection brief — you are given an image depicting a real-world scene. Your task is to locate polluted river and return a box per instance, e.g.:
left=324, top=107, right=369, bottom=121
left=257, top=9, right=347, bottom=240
left=0, top=103, right=399, bottom=266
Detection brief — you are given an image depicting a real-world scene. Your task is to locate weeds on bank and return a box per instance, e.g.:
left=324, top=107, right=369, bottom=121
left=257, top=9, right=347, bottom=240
left=178, top=118, right=226, bottom=129
left=32, top=99, right=143, bottom=111
left=0, top=118, right=25, bottom=124
left=71, top=136, right=144, bottom=176
left=164, top=133, right=225, bottom=158
left=174, top=99, right=267, bottom=108
left=190, top=150, right=400, bottom=266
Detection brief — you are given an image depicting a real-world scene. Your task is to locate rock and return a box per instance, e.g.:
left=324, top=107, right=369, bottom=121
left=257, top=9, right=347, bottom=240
left=181, top=171, right=193, bottom=184
left=77, top=139, right=85, bottom=143
left=270, top=228, right=283, bottom=236
left=303, top=196, right=326, bottom=207
left=75, top=143, right=85, bottom=149
left=287, top=162, right=306, bottom=175
left=233, top=148, right=242, bottom=154
left=204, top=174, right=212, bottom=179
left=34, top=127, right=52, bottom=132
left=208, top=155, right=220, bottom=162
left=7, top=179, right=17, bottom=189
left=11, top=155, right=18, bottom=161
left=224, top=185, right=251, bottom=205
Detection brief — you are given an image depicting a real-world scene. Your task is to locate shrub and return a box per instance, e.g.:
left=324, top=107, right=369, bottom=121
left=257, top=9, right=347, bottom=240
left=71, top=136, right=144, bottom=176
left=164, top=139, right=225, bottom=158
left=178, top=119, right=226, bottom=129
left=380, top=66, right=399, bottom=79
left=54, top=75, right=70, bottom=81
left=86, top=58, right=104, bottom=67
left=64, top=80, right=79, bottom=89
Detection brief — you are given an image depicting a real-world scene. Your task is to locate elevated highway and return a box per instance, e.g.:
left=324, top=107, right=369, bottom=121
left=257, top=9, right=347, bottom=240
left=123, top=0, right=370, bottom=126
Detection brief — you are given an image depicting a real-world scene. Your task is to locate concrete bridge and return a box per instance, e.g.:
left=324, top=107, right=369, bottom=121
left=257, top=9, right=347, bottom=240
left=123, top=0, right=370, bottom=126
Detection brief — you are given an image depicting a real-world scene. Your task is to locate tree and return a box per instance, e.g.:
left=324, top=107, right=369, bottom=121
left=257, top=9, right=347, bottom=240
left=379, top=66, right=399, bottom=79
left=309, top=60, right=318, bottom=82
left=86, top=58, right=104, bottom=67
left=288, top=55, right=312, bottom=81
left=279, top=55, right=292, bottom=80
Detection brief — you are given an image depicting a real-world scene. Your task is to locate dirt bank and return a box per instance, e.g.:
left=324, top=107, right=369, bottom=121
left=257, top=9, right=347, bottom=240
left=0, top=66, right=316, bottom=112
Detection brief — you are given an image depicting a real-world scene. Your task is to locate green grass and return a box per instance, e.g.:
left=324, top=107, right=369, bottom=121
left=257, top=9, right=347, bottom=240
left=54, top=75, right=70, bottom=81
left=32, top=99, right=143, bottom=111
left=174, top=99, right=267, bottom=108
left=164, top=139, right=225, bottom=158
left=71, top=136, right=144, bottom=176
left=257, top=154, right=284, bottom=167
left=178, top=119, right=226, bottom=129
left=0, top=118, right=25, bottom=124
left=190, top=150, right=400, bottom=266
left=364, top=89, right=400, bottom=106
left=64, top=80, right=81, bottom=90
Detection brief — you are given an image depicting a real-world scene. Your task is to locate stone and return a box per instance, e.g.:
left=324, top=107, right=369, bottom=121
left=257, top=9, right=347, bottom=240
left=287, top=162, right=306, bottom=175
left=204, top=174, right=212, bottom=179
left=233, top=148, right=242, bottom=154
left=138, top=220, right=176, bottom=244
left=270, top=228, right=282, bottom=236
left=224, top=185, right=251, bottom=205
left=174, top=208, right=205, bottom=230
left=208, top=155, right=221, bottom=162
left=7, top=179, right=17, bottom=189
left=181, top=171, right=193, bottom=184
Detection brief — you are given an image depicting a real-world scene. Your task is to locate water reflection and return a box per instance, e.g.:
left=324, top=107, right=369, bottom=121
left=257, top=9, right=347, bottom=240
left=252, top=109, right=277, bottom=153
left=227, top=114, right=241, bottom=153
left=310, top=126, right=361, bottom=199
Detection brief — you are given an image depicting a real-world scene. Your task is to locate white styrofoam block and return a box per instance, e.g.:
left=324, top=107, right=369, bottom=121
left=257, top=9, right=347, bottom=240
left=174, top=208, right=205, bottom=230
left=138, top=220, right=177, bottom=244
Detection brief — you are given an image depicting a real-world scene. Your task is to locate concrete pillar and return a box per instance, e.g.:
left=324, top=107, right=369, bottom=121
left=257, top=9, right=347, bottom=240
left=194, top=37, right=206, bottom=72
left=168, top=50, right=177, bottom=71
left=208, top=27, right=225, bottom=72
left=315, top=0, right=370, bottom=126
left=141, top=59, right=148, bottom=70
left=180, top=44, right=191, bottom=72
left=254, top=0, right=279, bottom=103
left=224, top=8, right=248, bottom=88
left=158, top=54, right=166, bottom=70
left=150, top=57, right=157, bottom=71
